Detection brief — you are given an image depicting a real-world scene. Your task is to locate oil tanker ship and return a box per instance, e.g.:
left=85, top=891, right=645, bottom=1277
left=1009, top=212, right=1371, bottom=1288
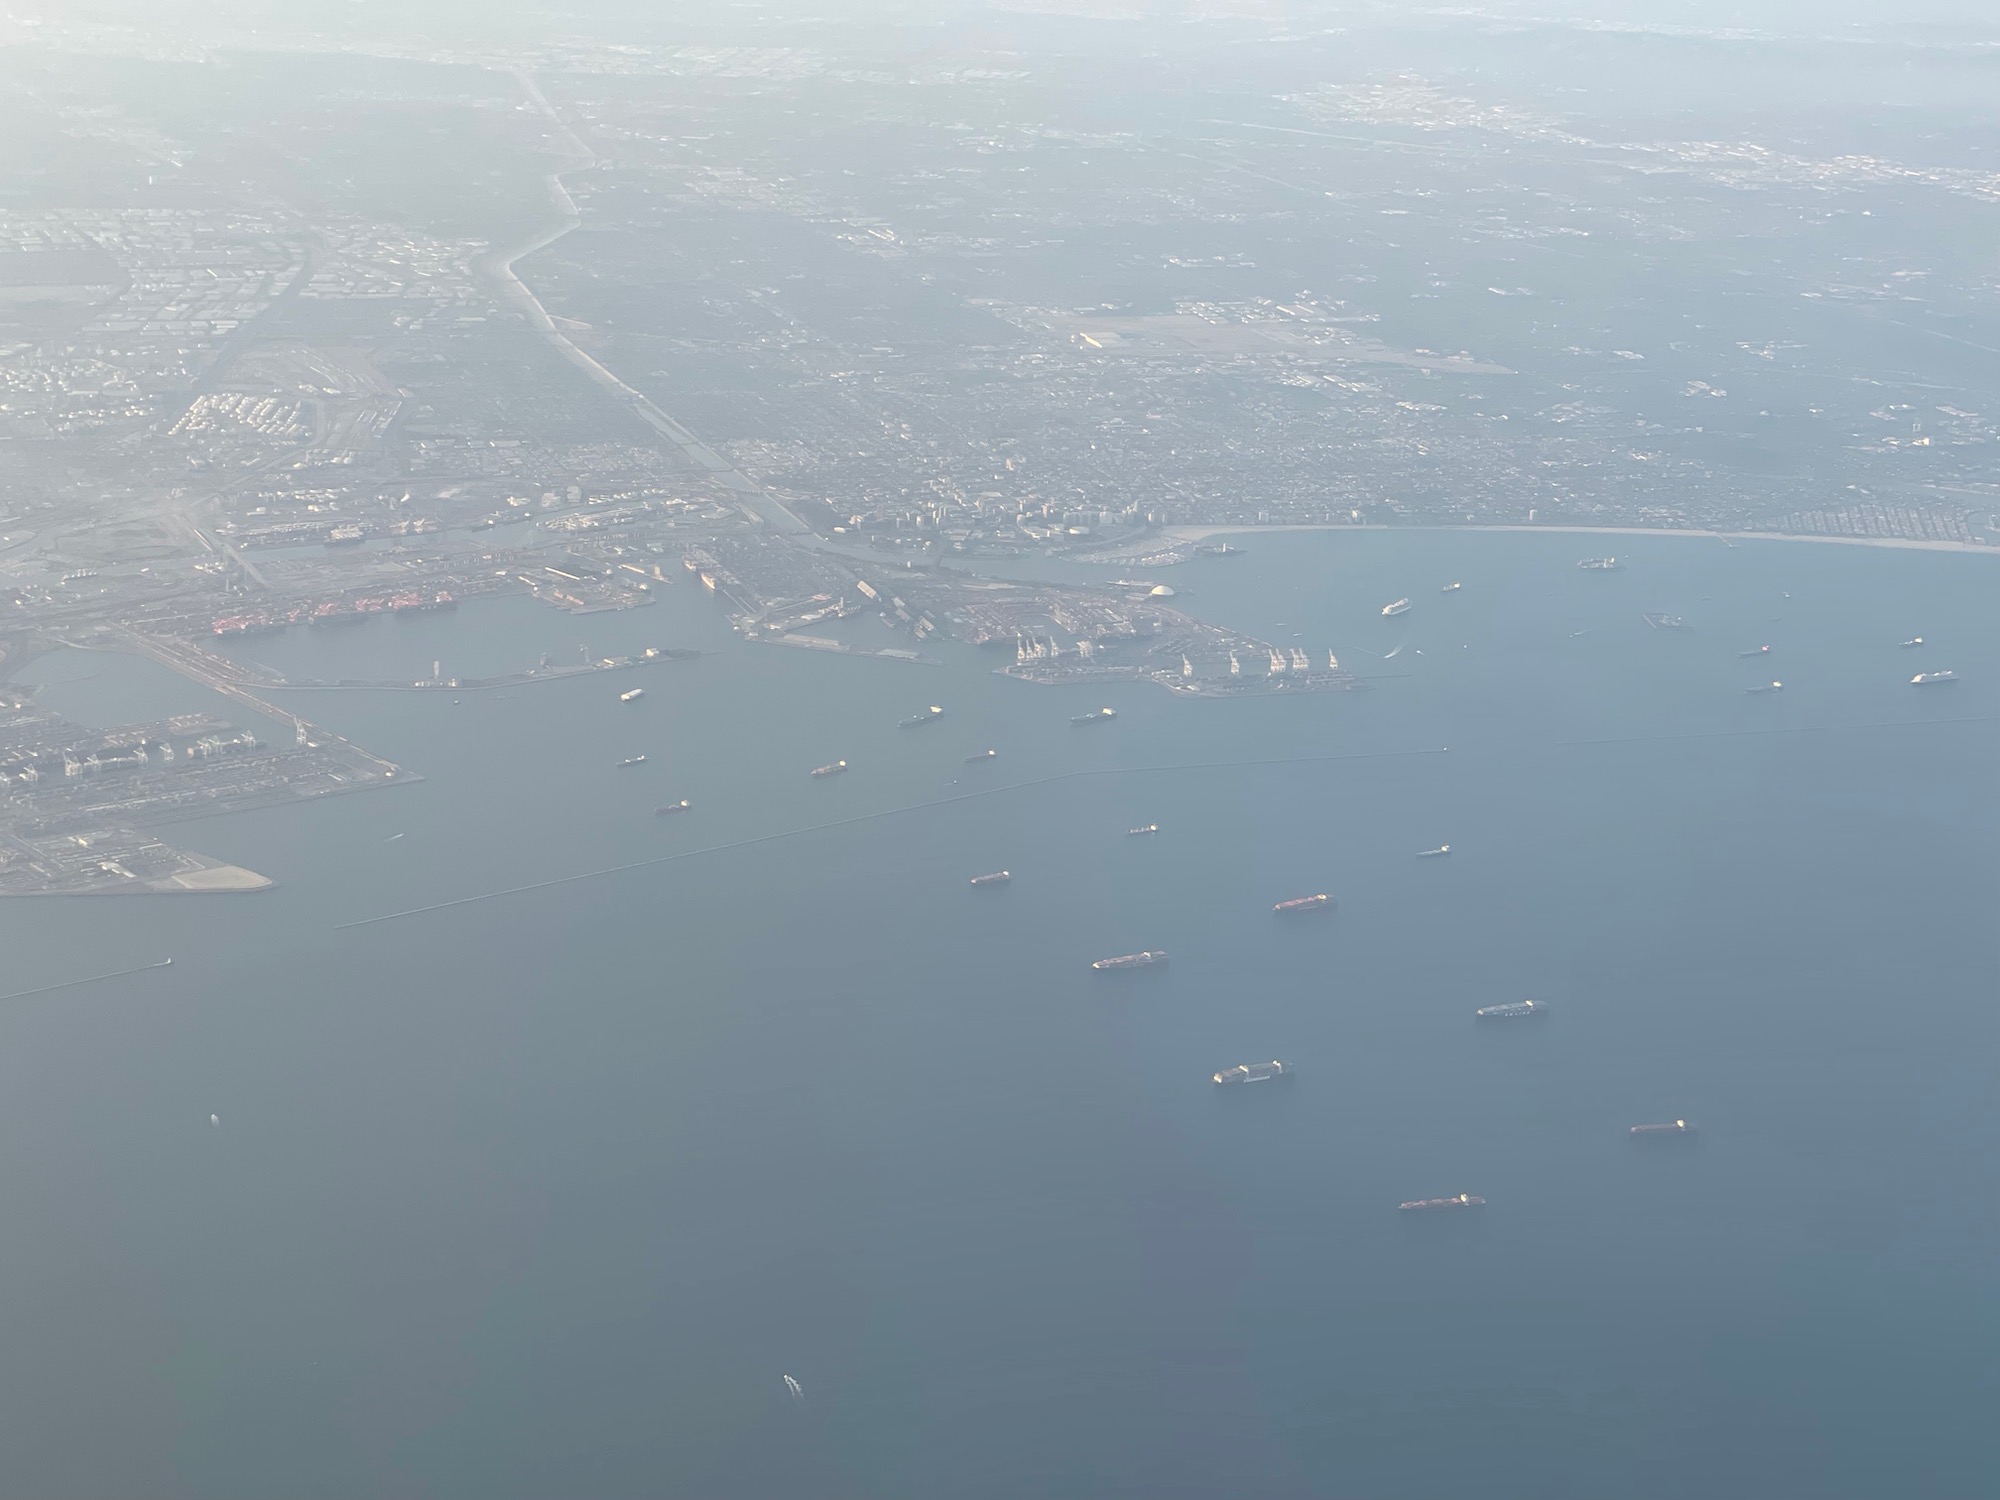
left=1213, top=1060, right=1288, bottom=1086
left=1273, top=893, right=1333, bottom=914
left=1475, top=999, right=1545, bottom=1020
left=1417, top=844, right=1451, bottom=858
left=1092, top=951, right=1167, bottom=972
left=810, top=759, right=848, bottom=777
left=1629, top=1119, right=1696, bottom=1136
left=966, top=748, right=998, bottom=763
left=1400, top=1193, right=1484, bottom=1211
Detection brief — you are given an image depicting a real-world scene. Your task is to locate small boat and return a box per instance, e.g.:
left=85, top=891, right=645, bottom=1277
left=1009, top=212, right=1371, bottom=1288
left=617, top=755, right=647, bottom=768
left=1127, top=824, right=1159, bottom=837
left=810, top=760, right=849, bottom=776
left=1417, top=844, right=1451, bottom=858
left=968, top=870, right=1011, bottom=887
left=654, top=800, right=691, bottom=816
left=965, top=748, right=998, bottom=763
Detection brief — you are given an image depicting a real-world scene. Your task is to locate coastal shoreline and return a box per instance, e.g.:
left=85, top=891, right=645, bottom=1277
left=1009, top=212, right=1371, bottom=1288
left=1156, top=522, right=1998, bottom=557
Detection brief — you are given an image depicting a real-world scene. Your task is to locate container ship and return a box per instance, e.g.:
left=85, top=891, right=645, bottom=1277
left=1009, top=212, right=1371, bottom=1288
left=1629, top=1119, right=1696, bottom=1136
left=1577, top=557, right=1622, bottom=571
left=1128, top=824, right=1159, bottom=837
left=966, top=748, right=998, bottom=763
left=1213, top=1060, right=1288, bottom=1086
left=1912, top=671, right=1957, bottom=686
left=1643, top=613, right=1689, bottom=631
left=1273, top=893, right=1333, bottom=914
left=1418, top=844, right=1451, bottom=858
left=1381, top=598, right=1412, bottom=617
left=1900, top=637, right=1924, bottom=649
left=1400, top=1193, right=1484, bottom=1211
left=1072, top=707, right=1117, bottom=724
left=654, top=800, right=691, bottom=816
left=810, top=760, right=849, bottom=777
left=1092, top=951, right=1167, bottom=972
left=968, top=871, right=1011, bottom=887
left=1441, top=581, right=1462, bottom=593
left=1475, top=999, right=1545, bottom=1020
left=900, top=706, right=943, bottom=727
left=619, top=688, right=645, bottom=703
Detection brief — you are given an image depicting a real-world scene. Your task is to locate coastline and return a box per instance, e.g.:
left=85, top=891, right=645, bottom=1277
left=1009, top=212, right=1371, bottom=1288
left=1157, top=522, right=1999, bottom=557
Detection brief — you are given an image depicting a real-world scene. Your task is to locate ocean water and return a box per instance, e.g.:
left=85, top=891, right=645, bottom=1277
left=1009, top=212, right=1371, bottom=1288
left=1, top=529, right=1995, bottom=1498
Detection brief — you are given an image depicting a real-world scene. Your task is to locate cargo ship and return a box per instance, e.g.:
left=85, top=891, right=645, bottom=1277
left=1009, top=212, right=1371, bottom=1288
left=1092, top=951, right=1167, bottom=972
left=1629, top=1119, right=1696, bottom=1136
left=1577, top=557, right=1621, bottom=571
left=810, top=760, right=849, bottom=777
left=620, top=688, right=645, bottom=703
left=1900, top=637, right=1924, bottom=649
left=1912, top=671, right=1957, bottom=686
left=617, top=755, right=647, bottom=769
left=968, top=870, right=1011, bottom=887
left=1213, top=1060, right=1288, bottom=1086
left=1127, top=824, right=1159, bottom=837
left=1475, top=999, right=1545, bottom=1020
left=1746, top=680, right=1783, bottom=694
left=966, top=748, right=998, bottom=763
left=1418, top=844, right=1451, bottom=858
left=1381, top=598, right=1412, bottom=617
left=1273, top=893, right=1333, bottom=914
left=1072, top=707, right=1117, bottom=724
left=1441, top=581, right=1462, bottom=593
left=1400, top=1193, right=1484, bottom=1211
left=1643, top=613, right=1689, bottom=631
left=900, top=706, right=943, bottom=727
left=1738, top=644, right=1771, bottom=658
left=654, top=800, right=691, bottom=816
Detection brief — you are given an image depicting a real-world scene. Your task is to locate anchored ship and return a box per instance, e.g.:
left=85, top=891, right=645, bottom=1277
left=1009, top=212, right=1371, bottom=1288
left=1738, top=644, right=1770, bottom=658
left=1092, top=951, right=1167, bottom=972
left=1273, top=893, right=1333, bottom=914
left=968, top=871, right=1011, bottom=887
left=1900, top=637, right=1924, bottom=649
left=965, top=748, right=998, bottom=763
left=619, top=688, right=645, bottom=703
left=1418, top=844, right=1451, bottom=858
left=1475, top=999, right=1545, bottom=1020
left=1746, top=680, right=1783, bottom=694
left=1912, top=671, right=1957, bottom=686
left=617, top=755, right=647, bottom=769
left=1127, top=824, right=1159, bottom=837
left=900, top=706, right=943, bottom=727
left=810, top=759, right=848, bottom=777
left=1381, top=598, right=1412, bottom=617
left=1630, top=1119, right=1696, bottom=1136
left=1213, top=1060, right=1288, bottom=1086
left=1577, top=557, right=1621, bottom=570
left=654, top=800, right=691, bottom=815
left=1072, top=707, right=1117, bottom=724
left=1441, top=581, right=1462, bottom=593
left=1643, top=613, right=1689, bottom=631
left=1400, top=1193, right=1484, bottom=1211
